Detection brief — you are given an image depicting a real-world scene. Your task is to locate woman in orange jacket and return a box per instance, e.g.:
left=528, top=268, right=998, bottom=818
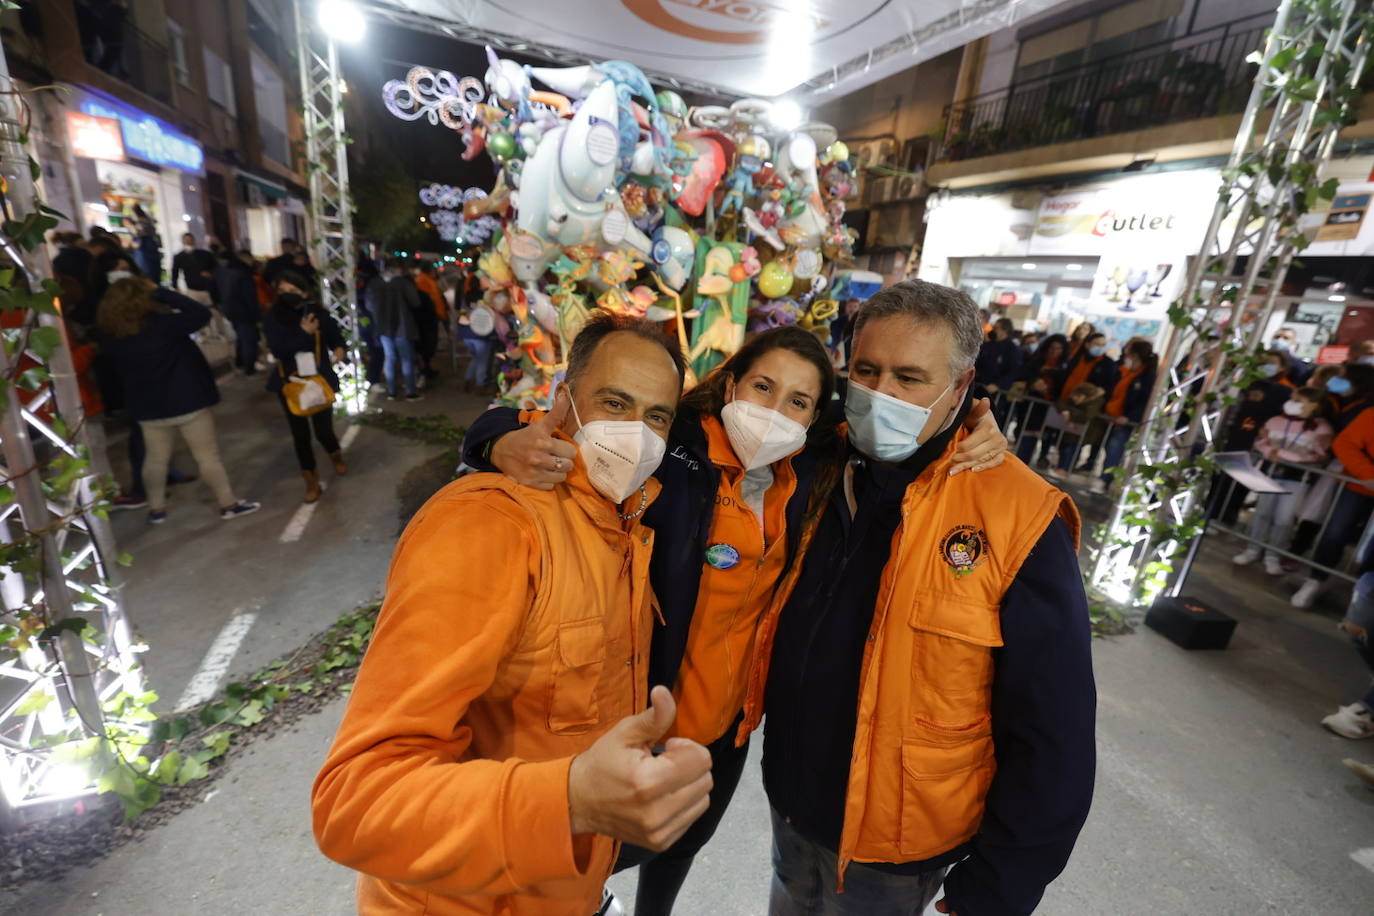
left=461, top=327, right=1008, bottom=915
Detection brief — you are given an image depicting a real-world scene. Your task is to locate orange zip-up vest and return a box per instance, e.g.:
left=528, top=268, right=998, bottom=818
left=314, top=458, right=659, bottom=915
left=670, top=415, right=797, bottom=746
left=739, top=428, right=1079, bottom=884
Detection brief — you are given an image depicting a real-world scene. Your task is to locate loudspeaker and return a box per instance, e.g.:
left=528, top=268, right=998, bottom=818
left=1145, top=595, right=1237, bottom=650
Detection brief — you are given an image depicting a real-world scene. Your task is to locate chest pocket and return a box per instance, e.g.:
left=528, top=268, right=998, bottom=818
left=548, top=618, right=607, bottom=734
left=906, top=595, right=1001, bottom=728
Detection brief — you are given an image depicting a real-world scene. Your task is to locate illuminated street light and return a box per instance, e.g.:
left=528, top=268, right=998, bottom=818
left=319, top=0, right=366, bottom=43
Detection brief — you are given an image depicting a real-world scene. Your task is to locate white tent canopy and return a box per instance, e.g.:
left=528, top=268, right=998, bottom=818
left=362, top=0, right=1071, bottom=102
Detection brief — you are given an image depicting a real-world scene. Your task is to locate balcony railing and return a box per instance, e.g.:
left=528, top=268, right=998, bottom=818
left=936, top=13, right=1270, bottom=164
left=77, top=9, right=173, bottom=105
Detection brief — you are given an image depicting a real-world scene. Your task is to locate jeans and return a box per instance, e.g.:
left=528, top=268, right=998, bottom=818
left=1311, top=488, right=1374, bottom=581
left=464, top=338, right=494, bottom=387
left=280, top=394, right=341, bottom=472
left=380, top=334, right=417, bottom=397
left=769, top=809, right=947, bottom=916
left=1249, top=481, right=1308, bottom=562
left=232, top=320, right=260, bottom=374
left=614, top=725, right=751, bottom=916
left=1099, top=423, right=1133, bottom=483
left=140, top=409, right=236, bottom=512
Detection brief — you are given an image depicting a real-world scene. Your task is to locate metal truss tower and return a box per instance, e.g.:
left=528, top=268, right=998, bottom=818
left=294, top=0, right=366, bottom=412
left=0, top=46, right=141, bottom=814
left=1090, top=0, right=1372, bottom=605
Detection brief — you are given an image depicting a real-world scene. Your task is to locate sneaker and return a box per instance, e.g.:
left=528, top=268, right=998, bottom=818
left=1322, top=702, right=1374, bottom=739
left=1292, top=578, right=1321, bottom=609
left=1233, top=547, right=1261, bottom=566
left=405, top=393, right=424, bottom=402
left=1090, top=479, right=1108, bottom=495
left=111, top=494, right=148, bottom=511
left=1263, top=555, right=1284, bottom=577
left=220, top=501, right=261, bottom=521
left=149, top=510, right=167, bottom=525
left=1342, top=758, right=1374, bottom=789
left=386, top=392, right=397, bottom=401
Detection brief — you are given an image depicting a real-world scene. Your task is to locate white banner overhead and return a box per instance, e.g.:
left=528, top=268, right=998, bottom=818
left=364, top=0, right=1072, bottom=101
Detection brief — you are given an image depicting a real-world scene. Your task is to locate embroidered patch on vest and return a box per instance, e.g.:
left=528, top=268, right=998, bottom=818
left=940, top=526, right=989, bottom=576
left=705, top=543, right=741, bottom=570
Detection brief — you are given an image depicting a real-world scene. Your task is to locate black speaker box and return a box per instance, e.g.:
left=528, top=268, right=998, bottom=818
left=1144, top=595, right=1237, bottom=650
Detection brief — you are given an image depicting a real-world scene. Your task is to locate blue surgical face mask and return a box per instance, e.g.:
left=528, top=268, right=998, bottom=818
left=1258, top=363, right=1280, bottom=379
left=1088, top=345, right=1106, bottom=359
left=1327, top=376, right=1353, bottom=396
left=1271, top=338, right=1291, bottom=352
left=845, top=379, right=954, bottom=463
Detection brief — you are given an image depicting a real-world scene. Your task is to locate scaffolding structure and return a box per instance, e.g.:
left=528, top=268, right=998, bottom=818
left=1090, top=0, right=1373, bottom=605
left=294, top=0, right=366, bottom=412
left=0, top=47, right=141, bottom=815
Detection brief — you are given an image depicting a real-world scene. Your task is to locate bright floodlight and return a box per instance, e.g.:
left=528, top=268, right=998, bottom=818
left=770, top=99, right=804, bottom=132
left=319, top=0, right=366, bottom=43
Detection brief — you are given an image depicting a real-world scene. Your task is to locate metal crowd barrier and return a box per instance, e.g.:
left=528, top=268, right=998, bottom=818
left=987, top=389, right=1373, bottom=585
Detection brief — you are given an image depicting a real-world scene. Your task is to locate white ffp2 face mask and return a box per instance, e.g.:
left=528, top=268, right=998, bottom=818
left=721, top=398, right=808, bottom=471
left=845, top=379, right=952, bottom=463
left=570, top=396, right=666, bottom=504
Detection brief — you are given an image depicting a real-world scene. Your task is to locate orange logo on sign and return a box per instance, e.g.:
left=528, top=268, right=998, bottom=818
left=621, top=0, right=829, bottom=45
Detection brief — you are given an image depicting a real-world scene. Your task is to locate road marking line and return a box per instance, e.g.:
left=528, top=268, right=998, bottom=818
left=279, top=501, right=317, bottom=544
left=1352, top=848, right=1374, bottom=875
left=173, top=612, right=258, bottom=712
left=340, top=424, right=360, bottom=451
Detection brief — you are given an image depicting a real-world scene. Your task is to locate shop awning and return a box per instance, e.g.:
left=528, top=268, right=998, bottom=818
left=236, top=169, right=290, bottom=200
left=361, top=0, right=1070, bottom=102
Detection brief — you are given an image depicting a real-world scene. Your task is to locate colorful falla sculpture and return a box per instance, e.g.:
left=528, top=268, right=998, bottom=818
left=381, top=48, right=858, bottom=409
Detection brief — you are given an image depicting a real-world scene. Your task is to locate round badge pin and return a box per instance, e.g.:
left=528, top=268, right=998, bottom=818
left=705, top=543, right=741, bottom=570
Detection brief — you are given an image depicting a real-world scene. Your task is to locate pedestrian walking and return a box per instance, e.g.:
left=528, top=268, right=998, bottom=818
left=213, top=249, right=263, bottom=375
left=94, top=277, right=259, bottom=523
left=412, top=262, right=443, bottom=381
left=171, top=232, right=218, bottom=304
left=263, top=273, right=348, bottom=503
left=375, top=258, right=422, bottom=401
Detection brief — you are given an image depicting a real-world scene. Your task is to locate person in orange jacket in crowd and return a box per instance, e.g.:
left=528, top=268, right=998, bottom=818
left=312, top=314, right=715, bottom=916
left=755, top=282, right=1094, bottom=916
left=462, top=322, right=1011, bottom=914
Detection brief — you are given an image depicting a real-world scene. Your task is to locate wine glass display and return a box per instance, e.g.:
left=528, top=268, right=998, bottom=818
left=1149, top=263, right=1173, bottom=297
left=1122, top=268, right=1148, bottom=311
left=1107, top=265, right=1129, bottom=301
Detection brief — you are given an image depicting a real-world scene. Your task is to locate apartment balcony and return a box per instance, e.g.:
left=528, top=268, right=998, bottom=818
left=936, top=12, right=1270, bottom=166
left=77, top=14, right=172, bottom=106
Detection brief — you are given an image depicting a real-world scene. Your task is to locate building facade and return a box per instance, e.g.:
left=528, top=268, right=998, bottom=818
left=1, top=0, right=311, bottom=284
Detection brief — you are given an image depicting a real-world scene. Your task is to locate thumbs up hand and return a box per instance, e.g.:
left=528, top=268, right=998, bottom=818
left=489, top=387, right=579, bottom=490
left=568, top=686, right=713, bottom=850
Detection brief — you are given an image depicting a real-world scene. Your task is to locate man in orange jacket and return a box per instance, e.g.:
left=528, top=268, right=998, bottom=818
left=749, top=281, right=1096, bottom=916
left=312, top=314, right=713, bottom=915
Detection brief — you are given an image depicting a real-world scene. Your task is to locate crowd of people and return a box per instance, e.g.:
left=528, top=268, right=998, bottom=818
left=47, top=229, right=438, bottom=514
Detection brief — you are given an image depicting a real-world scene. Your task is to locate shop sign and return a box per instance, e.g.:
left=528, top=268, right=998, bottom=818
left=66, top=112, right=125, bottom=162
left=1030, top=171, right=1219, bottom=256
left=1311, top=192, right=1370, bottom=243
left=1318, top=345, right=1350, bottom=365
left=77, top=97, right=204, bottom=174
left=996, top=291, right=1017, bottom=306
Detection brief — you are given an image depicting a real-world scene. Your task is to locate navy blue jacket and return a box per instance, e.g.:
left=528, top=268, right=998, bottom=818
left=975, top=337, right=1023, bottom=390
left=1113, top=366, right=1158, bottom=424
left=764, top=393, right=1095, bottom=916
left=94, top=288, right=220, bottom=422
left=212, top=261, right=260, bottom=324
left=1059, top=351, right=1120, bottom=395
left=461, top=403, right=826, bottom=694
left=262, top=297, right=346, bottom=396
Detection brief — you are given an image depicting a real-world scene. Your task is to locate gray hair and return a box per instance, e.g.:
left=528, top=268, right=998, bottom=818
left=852, top=280, right=984, bottom=379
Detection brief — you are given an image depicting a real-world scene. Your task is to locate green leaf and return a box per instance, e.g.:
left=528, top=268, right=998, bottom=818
left=202, top=731, right=231, bottom=755
left=97, top=761, right=137, bottom=798
left=151, top=749, right=183, bottom=784
left=234, top=700, right=266, bottom=726
left=38, top=616, right=89, bottom=640
left=15, top=688, right=55, bottom=715
left=27, top=325, right=61, bottom=360
left=117, top=552, right=134, bottom=568
left=176, top=755, right=210, bottom=785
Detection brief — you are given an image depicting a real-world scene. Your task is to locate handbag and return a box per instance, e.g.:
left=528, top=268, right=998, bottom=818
left=281, top=330, right=336, bottom=417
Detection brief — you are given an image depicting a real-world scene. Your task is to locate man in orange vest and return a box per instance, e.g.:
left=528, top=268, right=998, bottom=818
left=749, top=280, right=1095, bottom=915
left=312, top=314, right=714, bottom=915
